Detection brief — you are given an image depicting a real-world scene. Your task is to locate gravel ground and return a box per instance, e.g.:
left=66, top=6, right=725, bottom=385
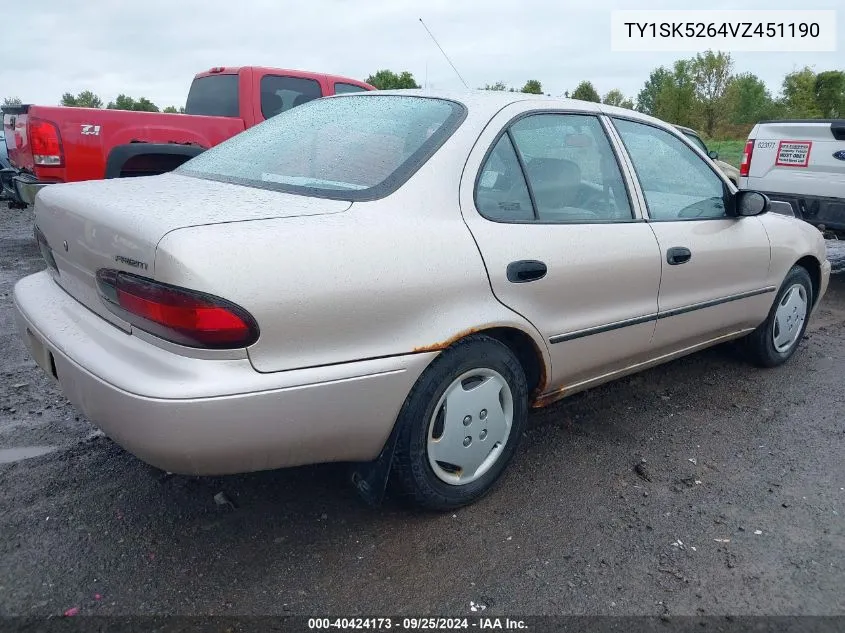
left=0, top=206, right=843, bottom=618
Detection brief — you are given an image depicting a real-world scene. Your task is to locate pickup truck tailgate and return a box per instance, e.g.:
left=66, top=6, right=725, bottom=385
left=746, top=121, right=845, bottom=197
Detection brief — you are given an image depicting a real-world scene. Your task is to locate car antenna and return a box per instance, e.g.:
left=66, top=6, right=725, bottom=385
left=418, top=18, right=469, bottom=89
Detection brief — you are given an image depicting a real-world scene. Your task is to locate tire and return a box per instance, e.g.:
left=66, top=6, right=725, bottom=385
left=391, top=335, right=528, bottom=510
left=742, top=265, right=813, bottom=368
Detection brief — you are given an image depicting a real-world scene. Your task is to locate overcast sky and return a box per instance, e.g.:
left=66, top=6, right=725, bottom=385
left=1, top=0, right=842, bottom=108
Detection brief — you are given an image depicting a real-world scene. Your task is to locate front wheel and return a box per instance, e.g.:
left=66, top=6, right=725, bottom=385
left=391, top=335, right=528, bottom=510
left=742, top=266, right=813, bottom=367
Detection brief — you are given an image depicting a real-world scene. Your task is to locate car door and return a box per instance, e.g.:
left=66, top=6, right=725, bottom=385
left=460, top=105, right=663, bottom=394
left=609, top=117, right=773, bottom=354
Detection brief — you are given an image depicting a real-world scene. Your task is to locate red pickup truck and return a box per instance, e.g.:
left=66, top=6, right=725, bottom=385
left=1, top=66, right=374, bottom=207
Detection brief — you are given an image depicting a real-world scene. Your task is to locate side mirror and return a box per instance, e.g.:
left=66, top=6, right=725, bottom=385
left=734, top=190, right=770, bottom=217
left=708, top=150, right=719, bottom=160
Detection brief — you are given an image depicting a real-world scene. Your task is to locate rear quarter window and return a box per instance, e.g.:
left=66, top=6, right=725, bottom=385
left=334, top=82, right=369, bottom=94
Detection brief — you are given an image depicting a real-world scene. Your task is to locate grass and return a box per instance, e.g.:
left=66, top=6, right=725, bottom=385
left=705, top=139, right=745, bottom=168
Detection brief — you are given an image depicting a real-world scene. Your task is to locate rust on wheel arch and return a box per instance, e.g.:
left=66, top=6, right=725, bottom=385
left=411, top=327, right=485, bottom=354
left=412, top=327, right=550, bottom=404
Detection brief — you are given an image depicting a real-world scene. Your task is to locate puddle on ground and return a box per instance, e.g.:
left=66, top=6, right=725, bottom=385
left=828, top=240, right=845, bottom=275
left=0, top=445, right=58, bottom=464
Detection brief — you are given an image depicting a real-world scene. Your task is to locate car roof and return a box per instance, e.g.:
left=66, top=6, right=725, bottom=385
left=757, top=118, right=845, bottom=124
left=332, top=89, right=673, bottom=129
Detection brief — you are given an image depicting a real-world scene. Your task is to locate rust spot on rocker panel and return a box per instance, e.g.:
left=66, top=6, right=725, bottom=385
left=530, top=386, right=567, bottom=409
left=529, top=358, right=548, bottom=406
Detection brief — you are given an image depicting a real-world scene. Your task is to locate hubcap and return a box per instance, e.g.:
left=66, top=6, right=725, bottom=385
left=772, top=284, right=808, bottom=353
left=427, top=368, right=514, bottom=486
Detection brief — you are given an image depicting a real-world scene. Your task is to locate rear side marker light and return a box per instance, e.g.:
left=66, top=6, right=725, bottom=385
left=96, top=269, right=259, bottom=349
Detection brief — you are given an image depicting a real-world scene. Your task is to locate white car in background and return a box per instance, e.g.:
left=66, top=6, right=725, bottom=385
left=738, top=119, right=845, bottom=236
left=674, top=125, right=740, bottom=186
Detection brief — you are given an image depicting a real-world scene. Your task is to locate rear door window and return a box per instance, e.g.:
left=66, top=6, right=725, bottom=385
left=260, top=75, right=323, bottom=119
left=507, top=114, right=633, bottom=223
left=185, top=74, right=240, bottom=117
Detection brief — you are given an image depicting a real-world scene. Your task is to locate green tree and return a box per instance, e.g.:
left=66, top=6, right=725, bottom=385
left=781, top=67, right=821, bottom=118
left=2, top=96, right=22, bottom=107
left=571, top=81, right=601, bottom=103
left=813, top=70, right=845, bottom=118
left=636, top=67, right=672, bottom=115
left=60, top=90, right=103, bottom=108
left=135, top=97, right=159, bottom=112
left=520, top=79, right=543, bottom=94
left=690, top=50, right=733, bottom=136
left=653, top=59, right=699, bottom=128
left=163, top=105, right=186, bottom=114
left=107, top=94, right=136, bottom=110
left=365, top=70, right=420, bottom=90
left=725, top=72, right=774, bottom=124
left=107, top=94, right=160, bottom=112
left=482, top=81, right=508, bottom=91
left=602, top=89, right=634, bottom=110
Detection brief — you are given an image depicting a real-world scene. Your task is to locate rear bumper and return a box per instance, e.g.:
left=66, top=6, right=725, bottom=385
left=14, top=270, right=436, bottom=475
left=1, top=169, right=51, bottom=206
left=759, top=191, right=845, bottom=232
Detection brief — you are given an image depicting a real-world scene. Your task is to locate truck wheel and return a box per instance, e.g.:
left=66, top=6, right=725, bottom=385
left=742, top=266, right=812, bottom=367
left=391, top=335, right=528, bottom=510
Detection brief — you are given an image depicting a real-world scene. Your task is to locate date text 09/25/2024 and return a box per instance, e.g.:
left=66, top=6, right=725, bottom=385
left=307, top=618, right=528, bottom=630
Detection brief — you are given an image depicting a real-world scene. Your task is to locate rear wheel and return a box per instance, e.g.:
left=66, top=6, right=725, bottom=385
left=742, top=265, right=812, bottom=367
left=391, top=335, right=528, bottom=510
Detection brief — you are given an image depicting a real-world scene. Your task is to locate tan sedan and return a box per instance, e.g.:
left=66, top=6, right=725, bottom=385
left=14, top=91, right=830, bottom=509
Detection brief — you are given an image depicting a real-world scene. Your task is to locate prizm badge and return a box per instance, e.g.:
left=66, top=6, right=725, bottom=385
left=115, top=255, right=148, bottom=270
left=833, top=150, right=845, bottom=161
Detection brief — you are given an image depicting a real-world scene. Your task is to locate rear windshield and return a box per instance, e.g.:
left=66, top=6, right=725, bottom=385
left=185, top=74, right=240, bottom=117
left=177, top=95, right=466, bottom=201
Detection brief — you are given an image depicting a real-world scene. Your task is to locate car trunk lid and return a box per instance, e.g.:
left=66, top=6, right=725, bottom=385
left=34, top=173, right=350, bottom=329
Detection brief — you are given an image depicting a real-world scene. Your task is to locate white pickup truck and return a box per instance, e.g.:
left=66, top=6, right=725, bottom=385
left=738, top=119, right=845, bottom=236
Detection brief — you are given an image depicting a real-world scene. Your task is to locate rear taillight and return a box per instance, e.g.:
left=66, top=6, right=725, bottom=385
left=96, top=270, right=259, bottom=349
left=34, top=225, right=59, bottom=273
left=739, top=139, right=754, bottom=178
left=29, top=117, right=63, bottom=166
